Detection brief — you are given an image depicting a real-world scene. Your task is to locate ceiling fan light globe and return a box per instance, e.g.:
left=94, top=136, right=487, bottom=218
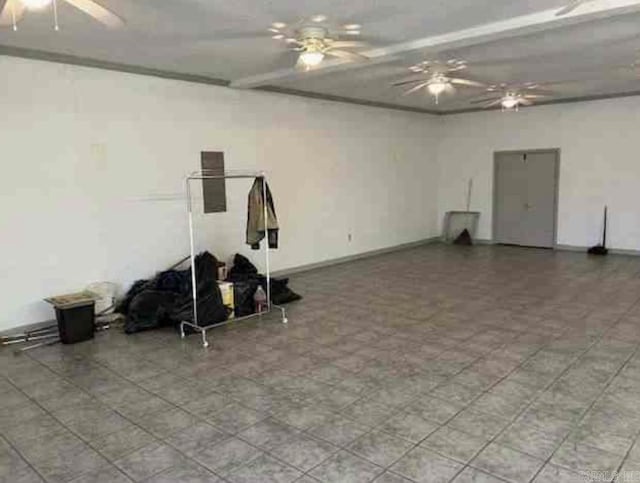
left=427, top=81, right=448, bottom=96
left=21, top=0, right=51, bottom=10
left=501, top=97, right=519, bottom=109
left=300, top=51, right=325, bottom=67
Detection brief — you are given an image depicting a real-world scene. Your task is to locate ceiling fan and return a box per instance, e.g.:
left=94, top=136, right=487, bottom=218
left=555, top=0, right=595, bottom=16
left=0, top=0, right=124, bottom=31
left=471, top=83, right=553, bottom=111
left=391, top=59, right=486, bottom=104
left=268, top=15, right=370, bottom=69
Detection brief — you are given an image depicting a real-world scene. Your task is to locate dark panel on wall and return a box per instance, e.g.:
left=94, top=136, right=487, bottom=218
left=201, top=152, right=226, bottom=213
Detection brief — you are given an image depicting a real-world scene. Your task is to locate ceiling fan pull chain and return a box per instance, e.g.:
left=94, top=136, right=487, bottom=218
left=11, top=1, right=17, bottom=31
left=53, top=0, right=60, bottom=31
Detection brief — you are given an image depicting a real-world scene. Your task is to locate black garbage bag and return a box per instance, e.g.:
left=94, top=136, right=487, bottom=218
left=228, top=254, right=258, bottom=278
left=232, top=280, right=259, bottom=317
left=453, top=228, right=473, bottom=246
left=173, top=252, right=229, bottom=326
left=119, top=251, right=229, bottom=334
left=124, top=291, right=178, bottom=334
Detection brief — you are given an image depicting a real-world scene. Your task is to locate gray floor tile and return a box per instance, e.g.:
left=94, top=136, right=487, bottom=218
left=405, top=396, right=465, bottom=424
left=2, top=415, right=67, bottom=448
left=448, top=409, right=509, bottom=440
left=431, top=382, right=482, bottom=406
left=275, top=404, right=334, bottom=431
left=206, top=402, right=267, bottom=434
left=91, top=425, right=157, bottom=462
left=308, top=414, right=370, bottom=447
left=309, top=450, right=382, bottom=483
left=271, top=433, right=339, bottom=472
left=193, top=436, right=263, bottom=476
left=31, top=445, right=109, bottom=483
left=137, top=407, right=198, bottom=438
left=166, top=422, right=229, bottom=456
left=372, top=471, right=414, bottom=482
left=391, top=446, right=463, bottom=483
left=378, top=410, right=440, bottom=443
left=496, top=422, right=564, bottom=460
left=421, top=426, right=489, bottom=463
left=0, top=447, right=45, bottom=483
left=531, top=463, right=586, bottom=483
left=471, top=442, right=544, bottom=482
left=341, top=398, right=393, bottom=427
left=565, top=426, right=634, bottom=456
left=226, top=454, right=302, bottom=483
left=348, top=430, right=414, bottom=467
left=452, top=467, right=508, bottom=483
left=237, top=418, right=299, bottom=451
left=114, top=442, right=185, bottom=481
left=68, top=465, right=132, bottom=483
left=144, top=461, right=222, bottom=483
left=551, top=441, right=623, bottom=475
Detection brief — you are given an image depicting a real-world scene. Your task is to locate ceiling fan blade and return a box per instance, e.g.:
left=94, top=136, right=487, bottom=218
left=392, top=74, right=431, bottom=85
left=403, top=81, right=430, bottom=96
left=325, top=49, right=369, bottom=62
left=519, top=98, right=534, bottom=106
left=484, top=99, right=504, bottom=107
left=328, top=41, right=368, bottom=49
left=470, top=97, right=501, bottom=104
left=445, top=84, right=456, bottom=94
left=555, top=0, right=587, bottom=16
left=391, top=77, right=430, bottom=87
left=0, top=0, right=25, bottom=27
left=450, top=77, right=485, bottom=88
left=522, top=94, right=550, bottom=99
left=63, top=0, right=124, bottom=28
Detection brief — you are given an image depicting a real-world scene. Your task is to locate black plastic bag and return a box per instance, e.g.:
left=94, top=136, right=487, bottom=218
left=119, top=251, right=229, bottom=334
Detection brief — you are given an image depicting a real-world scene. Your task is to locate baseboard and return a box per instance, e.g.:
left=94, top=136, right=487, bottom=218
left=555, top=244, right=640, bottom=256
left=0, top=319, right=56, bottom=337
left=272, top=236, right=441, bottom=277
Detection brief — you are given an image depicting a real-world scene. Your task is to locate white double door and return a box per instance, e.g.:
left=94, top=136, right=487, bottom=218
left=494, top=150, right=558, bottom=248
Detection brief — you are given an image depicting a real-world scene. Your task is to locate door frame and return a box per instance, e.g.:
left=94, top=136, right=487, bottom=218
left=492, top=148, right=561, bottom=248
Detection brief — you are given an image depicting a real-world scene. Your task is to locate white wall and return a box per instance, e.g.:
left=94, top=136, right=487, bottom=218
left=0, top=56, right=440, bottom=332
left=436, top=97, right=640, bottom=250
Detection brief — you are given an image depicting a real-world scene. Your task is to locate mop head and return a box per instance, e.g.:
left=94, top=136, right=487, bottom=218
left=588, top=245, right=608, bottom=256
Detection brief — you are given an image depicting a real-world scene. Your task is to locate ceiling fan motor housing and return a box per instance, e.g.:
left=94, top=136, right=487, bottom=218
left=298, top=26, right=328, bottom=40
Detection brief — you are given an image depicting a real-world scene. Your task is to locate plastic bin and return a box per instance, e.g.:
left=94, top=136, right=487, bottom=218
left=45, top=292, right=96, bottom=344
left=55, top=303, right=95, bottom=344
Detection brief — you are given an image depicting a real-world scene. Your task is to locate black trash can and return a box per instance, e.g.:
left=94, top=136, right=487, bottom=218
left=45, top=293, right=96, bottom=344
left=55, top=302, right=95, bottom=344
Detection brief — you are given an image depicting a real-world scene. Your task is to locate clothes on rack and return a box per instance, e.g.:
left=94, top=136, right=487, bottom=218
left=246, top=177, right=279, bottom=250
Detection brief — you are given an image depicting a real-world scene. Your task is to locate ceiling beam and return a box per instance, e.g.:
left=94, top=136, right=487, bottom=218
left=230, top=0, right=640, bottom=89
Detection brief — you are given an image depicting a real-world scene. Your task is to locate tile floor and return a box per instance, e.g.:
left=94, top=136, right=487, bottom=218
left=3, top=244, right=640, bottom=482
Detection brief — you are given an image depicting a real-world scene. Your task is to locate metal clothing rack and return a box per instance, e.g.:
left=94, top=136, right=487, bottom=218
left=180, top=170, right=287, bottom=348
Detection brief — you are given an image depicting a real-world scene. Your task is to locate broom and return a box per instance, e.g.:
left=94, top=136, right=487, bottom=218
left=588, top=206, right=609, bottom=256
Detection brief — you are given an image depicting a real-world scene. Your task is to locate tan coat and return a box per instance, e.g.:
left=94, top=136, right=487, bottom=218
left=246, top=177, right=279, bottom=249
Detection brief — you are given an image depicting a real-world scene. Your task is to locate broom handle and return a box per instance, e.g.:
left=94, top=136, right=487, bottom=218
left=603, top=206, right=607, bottom=247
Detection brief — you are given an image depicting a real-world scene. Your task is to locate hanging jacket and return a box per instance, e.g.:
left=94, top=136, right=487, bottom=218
left=246, top=177, right=279, bottom=250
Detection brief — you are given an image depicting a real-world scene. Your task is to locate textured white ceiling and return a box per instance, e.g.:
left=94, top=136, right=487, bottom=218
left=1, top=0, right=639, bottom=112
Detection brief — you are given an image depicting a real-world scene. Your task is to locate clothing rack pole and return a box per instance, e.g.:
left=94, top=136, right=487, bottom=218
left=261, top=175, right=271, bottom=314
left=179, top=170, right=287, bottom=349
left=185, top=177, right=199, bottom=329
